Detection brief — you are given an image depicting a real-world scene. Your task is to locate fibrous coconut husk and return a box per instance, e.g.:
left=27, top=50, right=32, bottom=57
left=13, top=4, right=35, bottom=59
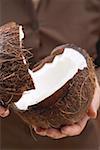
left=0, top=22, right=96, bottom=129
left=0, top=22, right=34, bottom=107
left=14, top=44, right=96, bottom=129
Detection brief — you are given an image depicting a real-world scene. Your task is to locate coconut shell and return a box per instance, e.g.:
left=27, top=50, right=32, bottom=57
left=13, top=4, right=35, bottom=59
left=0, top=22, right=34, bottom=107
left=14, top=44, right=96, bottom=129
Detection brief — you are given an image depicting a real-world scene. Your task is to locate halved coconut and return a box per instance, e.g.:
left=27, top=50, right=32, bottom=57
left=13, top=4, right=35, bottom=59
left=15, top=44, right=96, bottom=128
left=0, top=22, right=34, bottom=107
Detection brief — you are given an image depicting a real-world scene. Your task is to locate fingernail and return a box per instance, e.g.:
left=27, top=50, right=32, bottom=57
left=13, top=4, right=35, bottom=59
left=36, top=127, right=45, bottom=132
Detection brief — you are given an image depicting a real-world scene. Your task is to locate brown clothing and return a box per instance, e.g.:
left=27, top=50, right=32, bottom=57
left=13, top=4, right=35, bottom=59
left=0, top=0, right=100, bottom=149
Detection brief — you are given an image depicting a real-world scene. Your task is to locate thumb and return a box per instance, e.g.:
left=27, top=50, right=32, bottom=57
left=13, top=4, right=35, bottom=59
left=87, top=105, right=97, bottom=119
left=87, top=80, right=100, bottom=119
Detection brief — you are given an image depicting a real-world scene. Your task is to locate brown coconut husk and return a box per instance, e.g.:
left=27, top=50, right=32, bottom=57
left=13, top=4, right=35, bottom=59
left=0, top=22, right=34, bottom=107
left=0, top=22, right=96, bottom=129
left=14, top=44, right=96, bottom=129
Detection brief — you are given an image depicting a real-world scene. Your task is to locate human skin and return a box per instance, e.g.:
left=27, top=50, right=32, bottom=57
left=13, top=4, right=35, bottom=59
left=0, top=107, right=10, bottom=117
left=0, top=78, right=100, bottom=139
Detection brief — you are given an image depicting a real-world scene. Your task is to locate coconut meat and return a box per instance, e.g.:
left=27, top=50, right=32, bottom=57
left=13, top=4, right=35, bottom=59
left=14, top=47, right=87, bottom=110
left=19, top=25, right=27, bottom=65
left=19, top=26, right=24, bottom=42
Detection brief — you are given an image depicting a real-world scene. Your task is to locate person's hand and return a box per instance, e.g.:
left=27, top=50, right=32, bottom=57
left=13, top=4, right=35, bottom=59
left=33, top=78, right=100, bottom=139
left=0, top=106, right=9, bottom=117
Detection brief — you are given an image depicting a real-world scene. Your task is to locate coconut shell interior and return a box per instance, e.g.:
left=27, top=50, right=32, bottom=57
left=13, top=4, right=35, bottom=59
left=0, top=22, right=34, bottom=107
left=14, top=44, right=96, bottom=129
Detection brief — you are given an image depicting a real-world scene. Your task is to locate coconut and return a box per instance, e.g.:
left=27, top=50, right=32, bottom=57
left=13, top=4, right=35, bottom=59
left=0, top=22, right=34, bottom=107
left=0, top=22, right=96, bottom=129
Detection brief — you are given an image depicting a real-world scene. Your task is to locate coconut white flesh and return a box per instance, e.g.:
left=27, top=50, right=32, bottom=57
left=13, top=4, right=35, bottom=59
left=15, top=48, right=87, bottom=110
left=19, top=26, right=27, bottom=64
left=19, top=26, right=24, bottom=42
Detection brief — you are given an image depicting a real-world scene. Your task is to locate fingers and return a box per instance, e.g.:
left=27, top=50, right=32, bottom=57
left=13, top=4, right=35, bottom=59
left=34, top=127, right=67, bottom=139
left=0, top=107, right=10, bottom=117
left=87, top=105, right=97, bottom=119
left=44, top=128, right=67, bottom=139
left=87, top=79, right=100, bottom=118
left=61, top=115, right=89, bottom=136
left=33, top=115, right=89, bottom=139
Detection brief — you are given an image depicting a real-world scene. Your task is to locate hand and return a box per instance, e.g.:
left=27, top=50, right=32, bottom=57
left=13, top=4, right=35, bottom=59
left=33, top=78, right=100, bottom=139
left=0, top=106, right=9, bottom=117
